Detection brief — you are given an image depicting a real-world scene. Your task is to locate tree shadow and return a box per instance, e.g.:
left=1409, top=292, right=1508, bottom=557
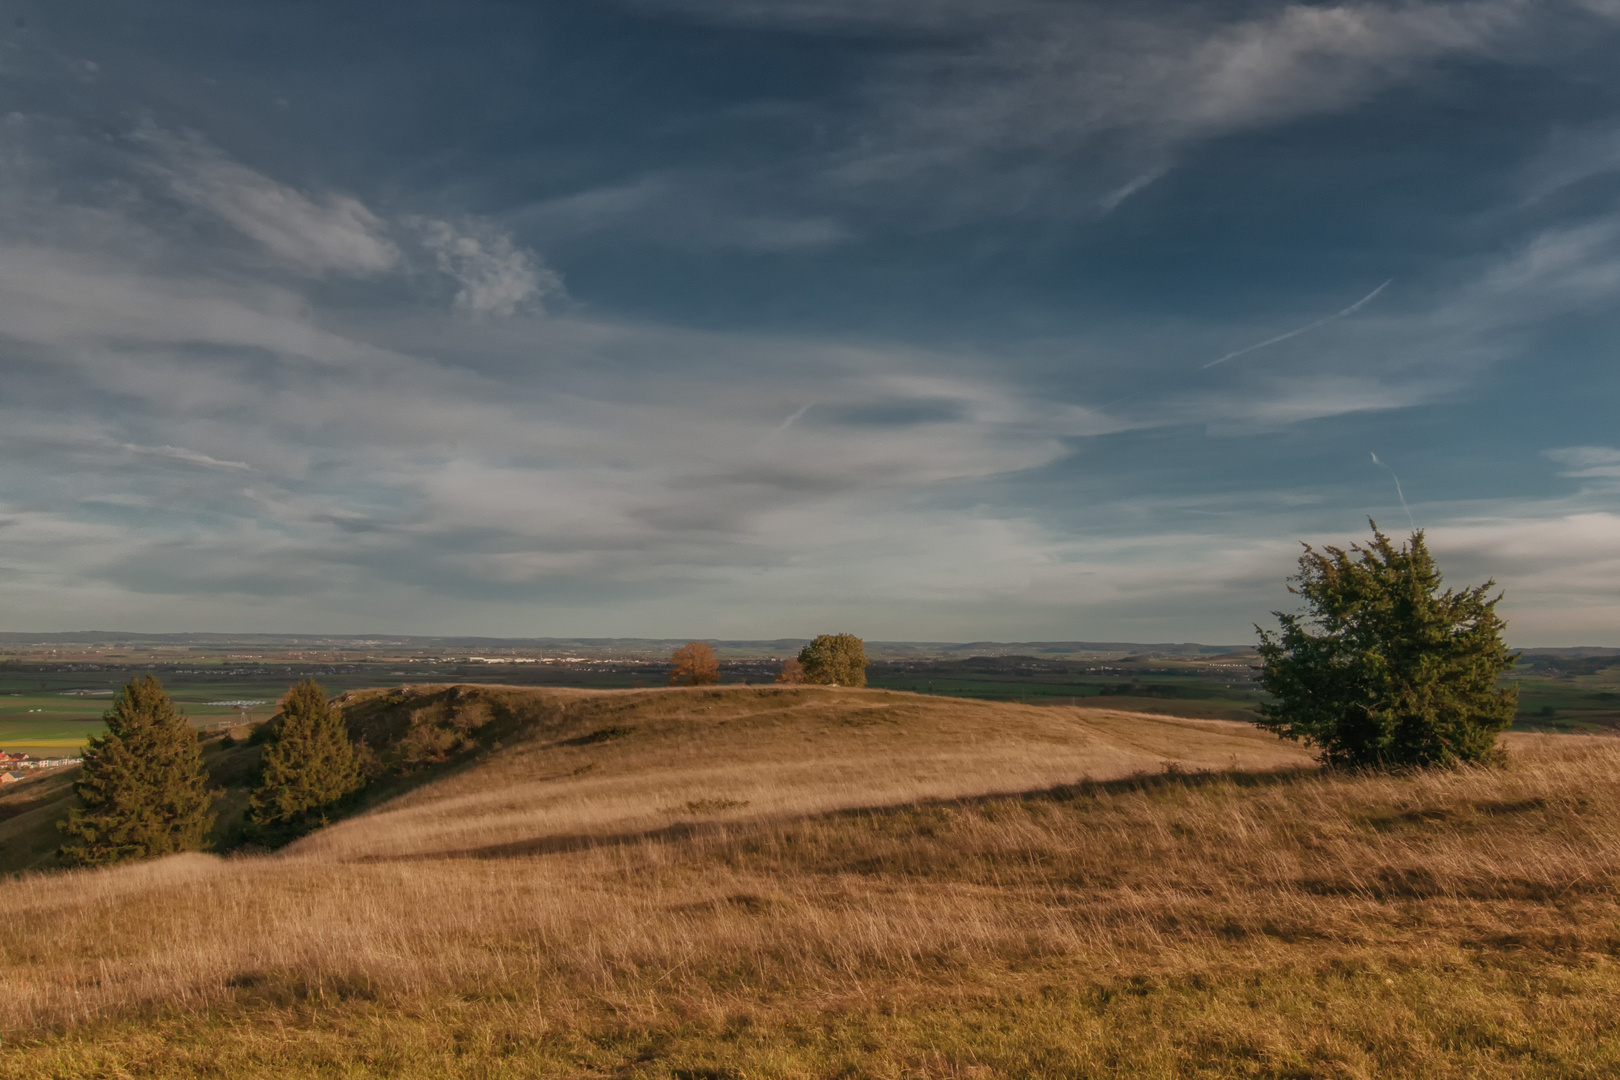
left=360, top=762, right=1321, bottom=864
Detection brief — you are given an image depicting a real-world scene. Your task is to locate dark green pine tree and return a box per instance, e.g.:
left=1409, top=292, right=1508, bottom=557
left=59, top=675, right=215, bottom=867
left=1256, top=523, right=1518, bottom=768
left=247, top=678, right=364, bottom=845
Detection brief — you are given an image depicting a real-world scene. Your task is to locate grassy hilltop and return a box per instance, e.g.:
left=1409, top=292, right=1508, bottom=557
left=9, top=636, right=1620, bottom=761
left=2, top=686, right=1619, bottom=1077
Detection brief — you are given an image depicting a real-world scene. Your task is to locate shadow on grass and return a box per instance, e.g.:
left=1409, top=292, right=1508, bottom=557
left=364, top=762, right=1321, bottom=863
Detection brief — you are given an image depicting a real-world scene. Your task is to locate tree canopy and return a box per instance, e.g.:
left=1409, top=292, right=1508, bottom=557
left=798, top=634, right=867, bottom=687
left=668, top=641, right=721, bottom=686
left=1256, top=523, right=1517, bottom=768
left=248, top=678, right=364, bottom=845
left=59, top=675, right=214, bottom=867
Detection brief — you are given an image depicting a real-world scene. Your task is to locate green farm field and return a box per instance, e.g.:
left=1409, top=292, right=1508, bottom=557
left=1508, top=654, right=1620, bottom=734
left=864, top=656, right=1265, bottom=721
left=864, top=652, right=1620, bottom=732
left=0, top=673, right=357, bottom=756
left=0, top=682, right=272, bottom=756
left=6, top=649, right=1619, bottom=757
left=0, top=659, right=673, bottom=756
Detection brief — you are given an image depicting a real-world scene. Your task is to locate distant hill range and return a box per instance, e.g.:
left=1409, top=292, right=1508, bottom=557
left=0, top=631, right=1253, bottom=661
left=3, top=631, right=1613, bottom=663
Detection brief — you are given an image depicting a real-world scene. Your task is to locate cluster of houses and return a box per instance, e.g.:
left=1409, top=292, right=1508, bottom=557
left=0, top=749, right=83, bottom=784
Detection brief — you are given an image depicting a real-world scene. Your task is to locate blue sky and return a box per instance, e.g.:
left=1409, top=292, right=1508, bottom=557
left=3, top=0, right=1620, bottom=644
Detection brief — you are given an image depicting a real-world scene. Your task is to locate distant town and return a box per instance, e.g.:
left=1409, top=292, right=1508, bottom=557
left=0, top=749, right=83, bottom=784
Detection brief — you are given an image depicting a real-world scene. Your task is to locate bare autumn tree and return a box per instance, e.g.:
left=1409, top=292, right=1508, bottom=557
left=775, top=658, right=805, bottom=684
left=668, top=641, right=720, bottom=686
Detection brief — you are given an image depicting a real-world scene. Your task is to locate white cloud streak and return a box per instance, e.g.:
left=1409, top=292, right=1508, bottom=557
left=1545, top=446, right=1620, bottom=478
left=119, top=444, right=251, bottom=471
left=129, top=125, right=563, bottom=319
left=136, top=125, right=400, bottom=276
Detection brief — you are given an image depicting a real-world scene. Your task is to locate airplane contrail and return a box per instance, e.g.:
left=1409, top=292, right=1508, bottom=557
left=1099, top=167, right=1167, bottom=215
left=1097, top=279, right=1394, bottom=411
left=762, top=402, right=815, bottom=443
left=1371, top=451, right=1416, bottom=531
left=1201, top=279, right=1393, bottom=370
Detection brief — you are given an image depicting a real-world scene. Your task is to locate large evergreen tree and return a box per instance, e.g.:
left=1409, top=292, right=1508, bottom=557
left=1256, top=523, right=1517, bottom=768
left=59, top=675, right=214, bottom=867
left=247, top=678, right=363, bottom=844
left=798, top=634, right=868, bottom=687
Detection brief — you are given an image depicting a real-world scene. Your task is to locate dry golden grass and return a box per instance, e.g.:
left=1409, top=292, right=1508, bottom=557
left=303, top=684, right=1309, bottom=862
left=2, top=686, right=1618, bottom=1077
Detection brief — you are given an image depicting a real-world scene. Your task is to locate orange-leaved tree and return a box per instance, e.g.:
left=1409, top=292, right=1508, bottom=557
left=668, top=641, right=720, bottom=686
left=775, top=657, right=805, bottom=684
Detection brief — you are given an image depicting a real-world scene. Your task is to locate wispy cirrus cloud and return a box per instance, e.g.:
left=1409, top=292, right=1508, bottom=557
left=5, top=104, right=1609, bottom=635
left=119, top=443, right=251, bottom=471
left=135, top=124, right=402, bottom=276
left=649, top=0, right=1588, bottom=217
left=0, top=123, right=1130, bottom=628
left=1545, top=446, right=1620, bottom=478
left=128, top=123, right=564, bottom=317
left=518, top=174, right=853, bottom=253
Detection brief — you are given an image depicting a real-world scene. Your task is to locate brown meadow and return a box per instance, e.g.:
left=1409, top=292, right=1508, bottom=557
left=1, top=686, right=1617, bottom=1077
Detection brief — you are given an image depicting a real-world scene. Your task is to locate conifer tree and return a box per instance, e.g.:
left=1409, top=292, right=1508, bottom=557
left=247, top=678, right=363, bottom=844
left=798, top=633, right=868, bottom=687
left=1256, top=523, right=1518, bottom=768
left=59, top=675, right=214, bottom=867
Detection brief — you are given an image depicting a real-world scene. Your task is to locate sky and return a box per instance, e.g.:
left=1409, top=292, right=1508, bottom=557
left=2, top=0, right=1620, bottom=645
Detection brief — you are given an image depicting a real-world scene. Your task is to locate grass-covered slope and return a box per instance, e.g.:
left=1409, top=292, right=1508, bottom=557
left=3, top=686, right=1619, bottom=1078
left=303, top=683, right=1308, bottom=863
